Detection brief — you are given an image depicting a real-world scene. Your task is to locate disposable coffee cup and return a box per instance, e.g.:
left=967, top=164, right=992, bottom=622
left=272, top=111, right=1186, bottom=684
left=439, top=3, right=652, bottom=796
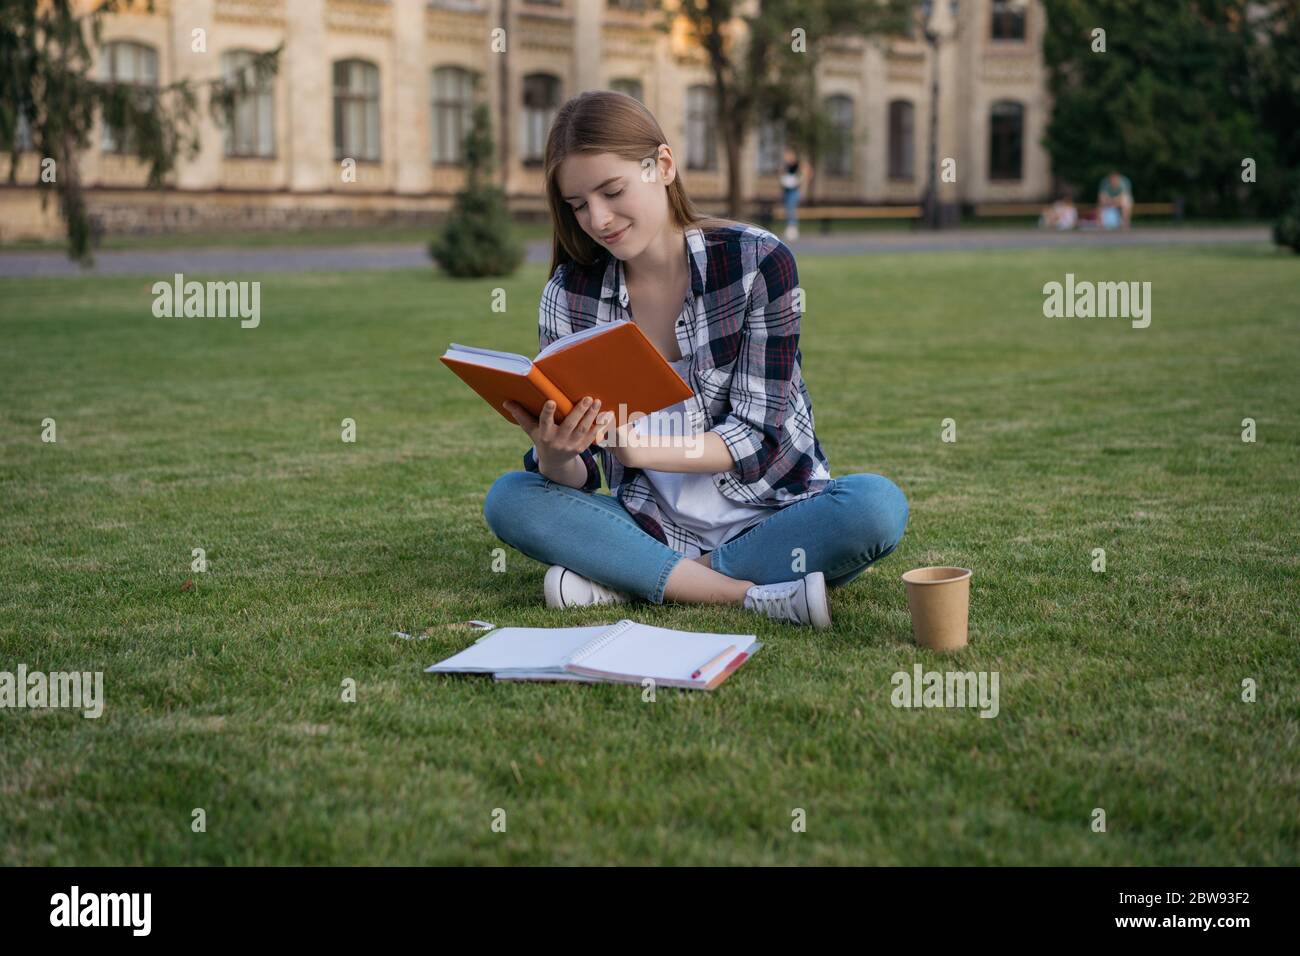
left=901, top=567, right=973, bottom=651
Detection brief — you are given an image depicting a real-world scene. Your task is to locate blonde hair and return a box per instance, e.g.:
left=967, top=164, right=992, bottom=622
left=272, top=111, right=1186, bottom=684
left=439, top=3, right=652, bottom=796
left=544, top=90, right=751, bottom=277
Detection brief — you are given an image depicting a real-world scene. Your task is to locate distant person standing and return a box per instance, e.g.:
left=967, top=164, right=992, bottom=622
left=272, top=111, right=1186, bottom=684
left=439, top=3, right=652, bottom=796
left=1097, top=170, right=1133, bottom=229
left=780, top=147, right=811, bottom=241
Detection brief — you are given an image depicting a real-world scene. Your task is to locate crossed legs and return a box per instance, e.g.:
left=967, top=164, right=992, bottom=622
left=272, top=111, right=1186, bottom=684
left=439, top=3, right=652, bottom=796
left=482, top=471, right=908, bottom=605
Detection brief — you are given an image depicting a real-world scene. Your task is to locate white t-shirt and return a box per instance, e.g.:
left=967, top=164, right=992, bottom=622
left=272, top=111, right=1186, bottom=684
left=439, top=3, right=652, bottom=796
left=633, top=355, right=773, bottom=555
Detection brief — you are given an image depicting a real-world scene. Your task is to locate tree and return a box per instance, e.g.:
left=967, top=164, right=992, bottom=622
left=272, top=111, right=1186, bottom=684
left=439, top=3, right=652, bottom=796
left=429, top=101, right=524, bottom=277
left=1255, top=0, right=1300, bottom=179
left=1040, top=0, right=1293, bottom=217
left=656, top=0, right=914, bottom=216
left=1253, top=0, right=1300, bottom=246
left=0, top=0, right=279, bottom=264
left=1274, top=169, right=1300, bottom=252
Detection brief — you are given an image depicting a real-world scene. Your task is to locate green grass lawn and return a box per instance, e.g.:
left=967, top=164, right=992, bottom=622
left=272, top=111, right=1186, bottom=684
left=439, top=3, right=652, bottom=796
left=5, top=214, right=1269, bottom=256
left=1, top=242, right=1296, bottom=865
left=0, top=220, right=556, bottom=253
left=0, top=216, right=1269, bottom=255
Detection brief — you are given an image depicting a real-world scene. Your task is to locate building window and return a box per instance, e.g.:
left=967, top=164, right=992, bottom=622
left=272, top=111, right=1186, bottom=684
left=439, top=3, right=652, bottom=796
left=988, top=100, right=1024, bottom=180
left=990, top=0, right=1027, bottom=41
left=333, top=59, right=381, bottom=162
left=101, top=40, right=159, bottom=154
left=904, top=5, right=922, bottom=40
left=432, top=66, right=477, bottom=164
left=522, top=73, right=560, bottom=164
left=610, top=78, right=643, bottom=103
left=888, top=100, right=915, bottom=181
left=3, top=114, right=34, bottom=153
left=685, top=84, right=717, bottom=170
left=756, top=117, right=785, bottom=175
left=220, top=50, right=275, bottom=158
left=824, top=94, right=854, bottom=178
left=607, top=0, right=647, bottom=10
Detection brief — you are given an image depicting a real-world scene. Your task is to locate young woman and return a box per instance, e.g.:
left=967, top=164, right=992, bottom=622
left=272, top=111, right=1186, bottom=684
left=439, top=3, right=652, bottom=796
left=779, top=146, right=811, bottom=241
left=486, top=91, right=908, bottom=628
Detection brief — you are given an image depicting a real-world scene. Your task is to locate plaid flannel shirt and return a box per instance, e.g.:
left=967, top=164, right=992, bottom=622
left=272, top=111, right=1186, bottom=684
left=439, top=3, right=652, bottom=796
left=523, top=222, right=832, bottom=555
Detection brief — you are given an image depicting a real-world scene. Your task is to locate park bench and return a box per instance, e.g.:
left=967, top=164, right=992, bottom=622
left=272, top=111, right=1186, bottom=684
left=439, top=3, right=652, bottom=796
left=973, top=200, right=1183, bottom=220
left=755, top=201, right=923, bottom=233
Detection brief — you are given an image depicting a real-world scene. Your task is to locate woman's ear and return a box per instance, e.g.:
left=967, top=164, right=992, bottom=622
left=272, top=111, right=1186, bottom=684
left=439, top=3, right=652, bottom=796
left=657, top=144, right=676, bottom=185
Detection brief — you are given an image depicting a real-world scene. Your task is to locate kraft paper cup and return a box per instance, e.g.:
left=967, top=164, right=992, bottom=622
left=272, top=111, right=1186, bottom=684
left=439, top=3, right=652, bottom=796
left=902, top=567, right=973, bottom=652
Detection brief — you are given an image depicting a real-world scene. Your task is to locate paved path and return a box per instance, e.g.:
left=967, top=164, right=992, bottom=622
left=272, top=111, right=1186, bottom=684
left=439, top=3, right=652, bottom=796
left=0, top=227, right=1272, bottom=278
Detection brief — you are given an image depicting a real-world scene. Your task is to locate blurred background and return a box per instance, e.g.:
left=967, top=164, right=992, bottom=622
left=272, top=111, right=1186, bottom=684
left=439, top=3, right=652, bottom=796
left=2, top=0, right=1296, bottom=257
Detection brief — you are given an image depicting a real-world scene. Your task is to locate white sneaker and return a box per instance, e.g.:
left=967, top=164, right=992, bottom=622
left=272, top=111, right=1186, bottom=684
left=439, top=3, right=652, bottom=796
left=544, top=565, right=632, bottom=609
left=743, top=571, right=831, bottom=629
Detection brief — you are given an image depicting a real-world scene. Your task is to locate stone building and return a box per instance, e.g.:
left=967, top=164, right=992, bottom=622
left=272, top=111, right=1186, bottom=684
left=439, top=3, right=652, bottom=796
left=0, top=0, right=1052, bottom=240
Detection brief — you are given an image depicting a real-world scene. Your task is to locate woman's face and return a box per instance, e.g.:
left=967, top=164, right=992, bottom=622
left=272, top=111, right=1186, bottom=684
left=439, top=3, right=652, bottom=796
left=557, top=148, right=675, bottom=260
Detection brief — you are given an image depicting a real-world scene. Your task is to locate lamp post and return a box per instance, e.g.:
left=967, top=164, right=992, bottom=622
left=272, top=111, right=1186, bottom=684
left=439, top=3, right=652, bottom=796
left=920, top=0, right=959, bottom=229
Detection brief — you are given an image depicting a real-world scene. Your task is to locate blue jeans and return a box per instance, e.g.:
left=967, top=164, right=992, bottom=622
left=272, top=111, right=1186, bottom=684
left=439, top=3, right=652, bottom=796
left=783, top=187, right=800, bottom=227
left=482, top=471, right=909, bottom=604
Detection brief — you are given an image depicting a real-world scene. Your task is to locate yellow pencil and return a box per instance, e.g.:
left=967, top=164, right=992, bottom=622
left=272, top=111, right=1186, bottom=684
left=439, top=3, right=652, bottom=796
left=691, top=645, right=736, bottom=680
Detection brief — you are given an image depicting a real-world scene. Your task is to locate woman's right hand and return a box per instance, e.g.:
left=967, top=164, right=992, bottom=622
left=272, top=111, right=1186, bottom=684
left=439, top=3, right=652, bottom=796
left=504, top=396, right=614, bottom=462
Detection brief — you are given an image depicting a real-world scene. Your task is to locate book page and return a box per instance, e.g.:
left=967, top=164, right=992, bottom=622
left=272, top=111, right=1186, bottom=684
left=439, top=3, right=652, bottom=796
left=443, top=344, right=532, bottom=375
left=426, top=624, right=614, bottom=674
left=571, top=622, right=758, bottom=682
left=535, top=320, right=628, bottom=360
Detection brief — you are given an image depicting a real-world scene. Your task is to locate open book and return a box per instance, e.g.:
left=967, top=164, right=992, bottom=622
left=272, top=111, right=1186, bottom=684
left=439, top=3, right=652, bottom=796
left=425, top=619, right=762, bottom=691
left=440, top=319, right=694, bottom=425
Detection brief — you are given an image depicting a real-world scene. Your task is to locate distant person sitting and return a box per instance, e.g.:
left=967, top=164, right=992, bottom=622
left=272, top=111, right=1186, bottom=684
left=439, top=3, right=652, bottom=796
left=1097, top=170, right=1133, bottom=230
left=1039, top=194, right=1078, bottom=230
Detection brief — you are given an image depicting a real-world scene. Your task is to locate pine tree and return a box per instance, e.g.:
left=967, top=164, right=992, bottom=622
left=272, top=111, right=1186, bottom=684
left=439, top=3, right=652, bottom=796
left=429, top=102, right=523, bottom=278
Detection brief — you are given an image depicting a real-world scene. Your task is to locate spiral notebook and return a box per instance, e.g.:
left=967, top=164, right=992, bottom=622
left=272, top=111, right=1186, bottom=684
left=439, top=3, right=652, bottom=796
left=424, top=620, right=761, bottom=691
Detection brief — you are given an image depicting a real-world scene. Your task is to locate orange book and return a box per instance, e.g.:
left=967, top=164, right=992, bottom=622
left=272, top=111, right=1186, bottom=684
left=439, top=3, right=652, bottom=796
left=439, top=319, right=693, bottom=426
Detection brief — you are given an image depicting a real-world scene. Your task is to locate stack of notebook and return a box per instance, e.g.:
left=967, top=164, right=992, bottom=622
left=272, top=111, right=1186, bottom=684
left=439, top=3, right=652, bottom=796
left=425, top=619, right=761, bottom=691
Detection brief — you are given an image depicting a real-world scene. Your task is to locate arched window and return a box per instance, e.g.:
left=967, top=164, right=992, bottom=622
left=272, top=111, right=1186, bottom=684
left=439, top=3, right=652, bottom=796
left=609, top=78, right=643, bottom=103
left=988, top=100, right=1024, bottom=180
left=685, top=84, right=717, bottom=170
left=522, top=73, right=560, bottom=164
left=432, top=66, right=477, bottom=164
left=333, top=59, right=380, bottom=161
left=221, top=50, right=275, bottom=158
left=888, top=100, right=915, bottom=181
left=990, top=0, right=1027, bottom=41
left=101, top=40, right=159, bottom=153
left=824, top=94, right=854, bottom=178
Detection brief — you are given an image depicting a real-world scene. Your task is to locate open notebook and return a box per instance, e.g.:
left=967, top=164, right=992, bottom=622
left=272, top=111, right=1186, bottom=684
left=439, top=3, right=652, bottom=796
left=425, top=620, right=762, bottom=691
